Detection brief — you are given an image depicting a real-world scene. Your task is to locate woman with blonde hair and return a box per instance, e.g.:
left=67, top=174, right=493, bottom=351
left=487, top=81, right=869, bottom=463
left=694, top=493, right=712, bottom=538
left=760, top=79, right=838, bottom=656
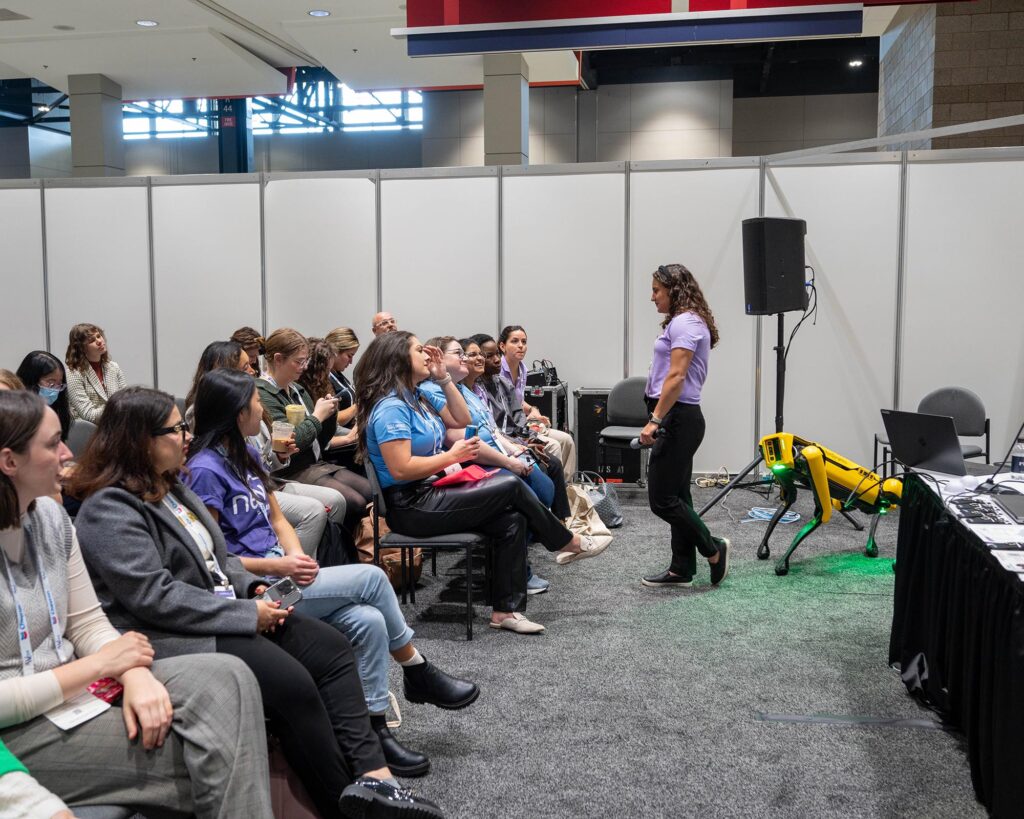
left=257, top=329, right=369, bottom=532
left=64, top=323, right=128, bottom=422
left=0, top=369, right=24, bottom=391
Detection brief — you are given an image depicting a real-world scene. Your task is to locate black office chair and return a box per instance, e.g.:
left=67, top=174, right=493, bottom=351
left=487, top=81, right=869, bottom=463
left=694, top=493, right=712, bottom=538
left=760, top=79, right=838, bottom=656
left=363, top=459, right=491, bottom=640
left=598, top=376, right=651, bottom=487
left=875, top=386, right=991, bottom=477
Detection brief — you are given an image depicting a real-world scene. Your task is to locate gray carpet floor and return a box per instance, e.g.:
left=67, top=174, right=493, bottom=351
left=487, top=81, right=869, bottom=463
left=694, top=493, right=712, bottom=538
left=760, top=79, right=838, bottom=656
left=384, top=484, right=984, bottom=819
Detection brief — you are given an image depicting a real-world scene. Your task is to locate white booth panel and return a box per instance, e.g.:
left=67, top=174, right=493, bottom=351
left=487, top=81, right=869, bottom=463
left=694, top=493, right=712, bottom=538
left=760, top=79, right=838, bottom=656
left=0, top=188, right=46, bottom=366
left=152, top=183, right=262, bottom=398
left=45, top=186, right=154, bottom=387
left=902, top=159, right=1024, bottom=457
left=381, top=176, right=498, bottom=342
left=503, top=172, right=626, bottom=409
left=265, top=177, right=377, bottom=341
left=762, top=161, right=901, bottom=466
left=629, top=167, right=759, bottom=473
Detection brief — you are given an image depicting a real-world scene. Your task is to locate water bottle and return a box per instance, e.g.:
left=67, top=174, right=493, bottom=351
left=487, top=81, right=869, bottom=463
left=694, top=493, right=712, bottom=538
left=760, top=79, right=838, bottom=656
left=1012, top=439, right=1024, bottom=477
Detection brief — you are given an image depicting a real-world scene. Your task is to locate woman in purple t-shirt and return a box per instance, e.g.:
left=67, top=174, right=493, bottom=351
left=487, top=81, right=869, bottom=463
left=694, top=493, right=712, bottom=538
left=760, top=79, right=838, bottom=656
left=639, top=264, right=730, bottom=589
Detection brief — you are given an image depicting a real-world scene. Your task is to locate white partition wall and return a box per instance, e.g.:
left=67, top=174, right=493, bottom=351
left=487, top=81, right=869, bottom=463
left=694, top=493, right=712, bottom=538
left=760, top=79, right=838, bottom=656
left=380, top=170, right=499, bottom=342
left=0, top=185, right=47, bottom=367
left=502, top=166, right=627, bottom=400
left=264, top=174, right=378, bottom=340
left=151, top=179, right=262, bottom=398
left=902, top=157, right=1024, bottom=456
left=762, top=157, right=902, bottom=466
left=44, top=183, right=155, bottom=387
left=629, top=163, right=760, bottom=472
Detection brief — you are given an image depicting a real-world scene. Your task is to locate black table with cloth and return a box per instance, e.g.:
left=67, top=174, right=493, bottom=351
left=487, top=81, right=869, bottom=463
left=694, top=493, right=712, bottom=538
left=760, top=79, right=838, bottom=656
left=889, top=473, right=1024, bottom=817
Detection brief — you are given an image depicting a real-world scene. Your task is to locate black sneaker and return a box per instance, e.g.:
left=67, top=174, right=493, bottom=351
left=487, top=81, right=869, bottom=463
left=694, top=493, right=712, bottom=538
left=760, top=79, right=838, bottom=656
left=339, top=777, right=444, bottom=819
left=641, top=570, right=693, bottom=588
left=709, top=537, right=730, bottom=586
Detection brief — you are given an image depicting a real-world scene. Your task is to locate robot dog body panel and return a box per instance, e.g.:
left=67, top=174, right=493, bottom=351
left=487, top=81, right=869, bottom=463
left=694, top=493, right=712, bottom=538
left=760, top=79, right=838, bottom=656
left=757, top=432, right=902, bottom=574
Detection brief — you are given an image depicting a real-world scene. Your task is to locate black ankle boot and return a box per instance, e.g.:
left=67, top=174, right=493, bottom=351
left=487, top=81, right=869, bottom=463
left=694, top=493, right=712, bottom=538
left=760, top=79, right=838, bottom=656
left=402, top=658, right=480, bottom=710
left=371, top=720, right=430, bottom=778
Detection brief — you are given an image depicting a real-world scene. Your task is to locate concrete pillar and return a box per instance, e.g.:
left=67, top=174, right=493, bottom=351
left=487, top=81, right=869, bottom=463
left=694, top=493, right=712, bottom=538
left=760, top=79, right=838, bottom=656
left=483, top=53, right=529, bottom=166
left=68, top=73, right=125, bottom=177
left=0, top=128, right=31, bottom=179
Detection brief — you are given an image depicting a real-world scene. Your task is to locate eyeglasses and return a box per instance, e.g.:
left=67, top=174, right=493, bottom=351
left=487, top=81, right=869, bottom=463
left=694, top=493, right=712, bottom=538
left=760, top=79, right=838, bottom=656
left=291, top=357, right=309, bottom=368
left=373, top=318, right=397, bottom=329
left=153, top=420, right=190, bottom=438
left=39, top=381, right=66, bottom=391
left=445, top=349, right=467, bottom=360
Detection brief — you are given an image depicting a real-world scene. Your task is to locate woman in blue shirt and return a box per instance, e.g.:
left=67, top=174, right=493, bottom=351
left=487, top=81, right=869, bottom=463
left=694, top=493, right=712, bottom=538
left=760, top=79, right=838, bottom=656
left=355, top=331, right=605, bottom=635
left=185, top=368, right=479, bottom=777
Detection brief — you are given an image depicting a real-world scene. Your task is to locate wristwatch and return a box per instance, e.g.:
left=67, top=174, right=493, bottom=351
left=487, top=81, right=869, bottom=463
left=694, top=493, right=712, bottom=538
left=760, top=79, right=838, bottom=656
left=649, top=414, right=663, bottom=426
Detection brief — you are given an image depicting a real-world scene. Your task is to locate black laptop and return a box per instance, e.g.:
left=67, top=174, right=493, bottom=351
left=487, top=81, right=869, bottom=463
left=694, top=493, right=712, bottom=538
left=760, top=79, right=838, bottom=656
left=881, top=409, right=994, bottom=477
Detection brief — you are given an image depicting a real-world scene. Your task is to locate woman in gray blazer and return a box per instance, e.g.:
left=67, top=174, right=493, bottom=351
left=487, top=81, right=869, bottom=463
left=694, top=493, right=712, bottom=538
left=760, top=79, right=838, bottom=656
left=70, top=387, right=443, bottom=819
left=64, top=323, right=128, bottom=422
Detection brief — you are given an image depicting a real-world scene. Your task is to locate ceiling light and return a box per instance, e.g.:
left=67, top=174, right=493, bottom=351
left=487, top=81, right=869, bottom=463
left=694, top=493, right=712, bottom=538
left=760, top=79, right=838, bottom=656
left=136, top=19, right=159, bottom=27
left=37, top=104, right=50, bottom=113
left=308, top=9, right=331, bottom=17
left=848, top=59, right=863, bottom=68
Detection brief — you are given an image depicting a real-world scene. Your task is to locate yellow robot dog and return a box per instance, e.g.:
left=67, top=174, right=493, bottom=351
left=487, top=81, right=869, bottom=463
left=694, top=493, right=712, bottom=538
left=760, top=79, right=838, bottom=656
left=757, top=433, right=903, bottom=575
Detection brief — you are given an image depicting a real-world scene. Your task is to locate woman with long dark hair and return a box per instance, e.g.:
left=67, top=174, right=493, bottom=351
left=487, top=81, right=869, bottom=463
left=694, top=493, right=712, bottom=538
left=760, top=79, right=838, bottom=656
left=184, top=341, right=347, bottom=556
left=69, top=387, right=443, bottom=819
left=64, top=323, right=127, bottom=422
left=16, top=352, right=72, bottom=442
left=639, top=263, right=730, bottom=589
left=186, top=368, right=478, bottom=776
left=355, top=331, right=605, bottom=635
left=0, top=390, right=272, bottom=817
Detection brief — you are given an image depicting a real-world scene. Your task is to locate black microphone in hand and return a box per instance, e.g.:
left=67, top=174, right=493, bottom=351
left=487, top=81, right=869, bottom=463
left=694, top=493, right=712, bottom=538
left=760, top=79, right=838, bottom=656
left=630, top=428, right=666, bottom=449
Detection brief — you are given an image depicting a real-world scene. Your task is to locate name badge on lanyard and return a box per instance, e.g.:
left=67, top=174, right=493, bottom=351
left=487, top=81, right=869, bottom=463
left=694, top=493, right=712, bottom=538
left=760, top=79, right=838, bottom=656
left=2, top=542, right=65, bottom=676
left=213, top=584, right=237, bottom=599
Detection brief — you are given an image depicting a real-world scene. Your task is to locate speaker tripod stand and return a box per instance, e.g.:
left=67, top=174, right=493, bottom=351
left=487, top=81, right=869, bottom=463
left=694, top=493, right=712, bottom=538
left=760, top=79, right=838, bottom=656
left=697, top=312, right=865, bottom=538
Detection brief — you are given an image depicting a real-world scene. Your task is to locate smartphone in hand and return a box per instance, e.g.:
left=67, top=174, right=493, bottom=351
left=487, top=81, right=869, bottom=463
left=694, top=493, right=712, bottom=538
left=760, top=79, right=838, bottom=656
left=259, top=576, right=303, bottom=608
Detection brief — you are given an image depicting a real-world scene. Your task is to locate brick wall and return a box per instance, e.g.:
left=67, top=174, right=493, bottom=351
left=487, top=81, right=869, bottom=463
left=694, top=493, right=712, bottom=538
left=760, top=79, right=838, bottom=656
left=878, top=4, right=937, bottom=149
left=933, top=0, right=1024, bottom=148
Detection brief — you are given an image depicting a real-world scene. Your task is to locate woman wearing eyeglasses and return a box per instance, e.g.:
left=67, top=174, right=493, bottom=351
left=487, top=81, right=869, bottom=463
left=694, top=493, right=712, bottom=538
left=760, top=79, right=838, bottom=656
left=639, top=263, right=729, bottom=589
left=69, top=387, right=445, bottom=819
left=257, top=329, right=367, bottom=534
left=356, top=331, right=605, bottom=635
left=0, top=390, right=273, bottom=818
left=16, top=352, right=72, bottom=442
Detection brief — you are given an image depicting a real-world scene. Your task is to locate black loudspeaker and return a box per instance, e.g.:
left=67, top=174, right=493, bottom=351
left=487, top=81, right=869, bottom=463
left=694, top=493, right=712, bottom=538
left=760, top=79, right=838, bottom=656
left=742, top=217, right=808, bottom=315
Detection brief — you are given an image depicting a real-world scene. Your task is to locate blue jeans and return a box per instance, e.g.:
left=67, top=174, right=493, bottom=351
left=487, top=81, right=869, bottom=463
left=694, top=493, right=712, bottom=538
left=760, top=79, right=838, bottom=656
left=525, top=463, right=555, bottom=508
left=295, top=563, right=414, bottom=713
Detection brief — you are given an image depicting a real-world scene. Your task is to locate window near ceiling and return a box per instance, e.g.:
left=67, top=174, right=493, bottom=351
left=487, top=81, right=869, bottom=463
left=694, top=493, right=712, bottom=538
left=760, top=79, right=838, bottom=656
left=122, top=84, right=423, bottom=139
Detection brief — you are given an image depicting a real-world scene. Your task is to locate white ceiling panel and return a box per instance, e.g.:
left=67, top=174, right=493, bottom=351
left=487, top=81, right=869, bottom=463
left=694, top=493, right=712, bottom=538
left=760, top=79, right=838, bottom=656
left=0, top=28, right=287, bottom=99
left=0, top=56, right=26, bottom=79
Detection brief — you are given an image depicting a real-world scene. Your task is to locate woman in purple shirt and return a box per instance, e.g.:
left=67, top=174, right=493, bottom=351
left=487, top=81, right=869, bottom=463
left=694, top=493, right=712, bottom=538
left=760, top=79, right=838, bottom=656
left=638, top=264, right=730, bottom=589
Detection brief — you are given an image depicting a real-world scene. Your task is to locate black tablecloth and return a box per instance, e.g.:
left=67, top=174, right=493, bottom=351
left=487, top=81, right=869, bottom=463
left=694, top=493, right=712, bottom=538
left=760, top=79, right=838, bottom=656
left=889, top=474, right=1024, bottom=817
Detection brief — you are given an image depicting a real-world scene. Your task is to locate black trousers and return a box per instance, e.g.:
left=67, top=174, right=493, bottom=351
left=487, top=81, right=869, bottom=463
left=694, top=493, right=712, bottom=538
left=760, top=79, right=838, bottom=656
left=217, top=613, right=385, bottom=819
left=543, top=453, right=571, bottom=520
left=645, top=399, right=717, bottom=579
left=385, top=471, right=573, bottom=612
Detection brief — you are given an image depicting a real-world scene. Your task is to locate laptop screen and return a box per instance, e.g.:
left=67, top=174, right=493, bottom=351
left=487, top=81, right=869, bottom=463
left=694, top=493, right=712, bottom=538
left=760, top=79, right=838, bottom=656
left=881, top=409, right=969, bottom=476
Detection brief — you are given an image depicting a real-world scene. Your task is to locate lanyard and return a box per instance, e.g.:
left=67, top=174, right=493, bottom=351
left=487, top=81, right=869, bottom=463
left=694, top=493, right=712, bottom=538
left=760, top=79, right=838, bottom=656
left=330, top=372, right=354, bottom=404
left=1, top=536, right=65, bottom=676
left=263, top=376, right=321, bottom=460
left=162, top=495, right=228, bottom=585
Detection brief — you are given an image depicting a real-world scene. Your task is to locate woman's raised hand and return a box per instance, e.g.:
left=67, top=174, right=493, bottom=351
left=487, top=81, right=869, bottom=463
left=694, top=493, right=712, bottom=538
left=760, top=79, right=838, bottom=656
left=425, top=346, right=448, bottom=381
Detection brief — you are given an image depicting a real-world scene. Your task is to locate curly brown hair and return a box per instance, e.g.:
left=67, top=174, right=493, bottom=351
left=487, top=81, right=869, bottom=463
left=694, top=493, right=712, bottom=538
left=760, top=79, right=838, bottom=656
left=65, top=323, right=109, bottom=371
left=653, top=264, right=720, bottom=348
left=297, top=338, right=336, bottom=401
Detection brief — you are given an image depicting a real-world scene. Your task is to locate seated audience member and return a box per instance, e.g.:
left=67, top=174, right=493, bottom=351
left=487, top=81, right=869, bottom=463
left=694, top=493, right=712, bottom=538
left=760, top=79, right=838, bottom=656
left=0, top=369, right=24, bottom=390
left=187, top=368, right=479, bottom=776
left=257, top=329, right=367, bottom=533
left=0, top=390, right=272, bottom=818
left=230, top=326, right=265, bottom=377
left=371, top=312, right=398, bottom=337
left=497, top=325, right=577, bottom=476
left=69, top=387, right=444, bottom=819
left=356, top=331, right=606, bottom=635
left=185, top=341, right=347, bottom=555
left=64, top=324, right=128, bottom=422
left=0, top=738, right=73, bottom=818
left=17, top=352, right=72, bottom=441
left=474, top=333, right=570, bottom=479
left=424, top=337, right=570, bottom=595
left=326, top=325, right=360, bottom=432
left=301, top=338, right=366, bottom=472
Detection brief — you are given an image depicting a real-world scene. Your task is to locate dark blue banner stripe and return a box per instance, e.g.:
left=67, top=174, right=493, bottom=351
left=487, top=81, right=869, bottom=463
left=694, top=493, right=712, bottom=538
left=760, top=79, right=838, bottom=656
left=407, top=11, right=862, bottom=57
